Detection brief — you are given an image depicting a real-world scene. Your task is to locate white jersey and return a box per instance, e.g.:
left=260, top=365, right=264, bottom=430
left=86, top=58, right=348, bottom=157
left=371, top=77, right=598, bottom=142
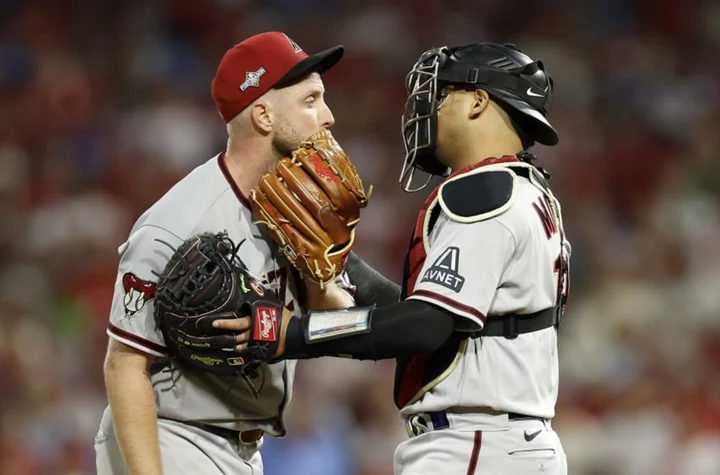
left=106, top=153, right=302, bottom=436
left=397, top=157, right=570, bottom=419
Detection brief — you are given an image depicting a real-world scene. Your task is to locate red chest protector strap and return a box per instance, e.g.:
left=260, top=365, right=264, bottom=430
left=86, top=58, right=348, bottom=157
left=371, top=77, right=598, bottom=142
left=401, top=196, right=442, bottom=300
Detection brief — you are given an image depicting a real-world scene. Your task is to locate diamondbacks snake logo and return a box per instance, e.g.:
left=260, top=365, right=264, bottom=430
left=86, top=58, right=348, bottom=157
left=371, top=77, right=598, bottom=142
left=122, top=272, right=157, bottom=318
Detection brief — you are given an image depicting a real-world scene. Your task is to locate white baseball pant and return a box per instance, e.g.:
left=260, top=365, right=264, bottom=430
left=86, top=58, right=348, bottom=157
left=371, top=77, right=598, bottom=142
left=94, top=408, right=263, bottom=475
left=394, top=411, right=567, bottom=475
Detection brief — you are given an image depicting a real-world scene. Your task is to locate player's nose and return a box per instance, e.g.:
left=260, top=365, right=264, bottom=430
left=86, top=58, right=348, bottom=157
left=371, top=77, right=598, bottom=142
left=320, top=102, right=335, bottom=129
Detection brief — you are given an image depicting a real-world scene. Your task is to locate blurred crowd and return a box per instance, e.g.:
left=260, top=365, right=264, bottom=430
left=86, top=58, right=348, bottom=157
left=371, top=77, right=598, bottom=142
left=0, top=0, right=719, bottom=474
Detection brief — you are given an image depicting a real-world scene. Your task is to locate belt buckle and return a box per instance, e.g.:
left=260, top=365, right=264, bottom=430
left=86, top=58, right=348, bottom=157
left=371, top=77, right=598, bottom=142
left=405, top=415, right=430, bottom=438
left=405, top=419, right=415, bottom=438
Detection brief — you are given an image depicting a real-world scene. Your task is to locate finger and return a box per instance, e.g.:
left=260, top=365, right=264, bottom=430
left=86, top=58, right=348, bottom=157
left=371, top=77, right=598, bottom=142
left=235, top=332, right=250, bottom=344
left=235, top=343, right=248, bottom=351
left=212, top=317, right=250, bottom=331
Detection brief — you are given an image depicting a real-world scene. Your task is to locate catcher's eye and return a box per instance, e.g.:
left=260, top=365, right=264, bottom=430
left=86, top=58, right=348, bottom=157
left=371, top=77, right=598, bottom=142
left=437, top=88, right=453, bottom=110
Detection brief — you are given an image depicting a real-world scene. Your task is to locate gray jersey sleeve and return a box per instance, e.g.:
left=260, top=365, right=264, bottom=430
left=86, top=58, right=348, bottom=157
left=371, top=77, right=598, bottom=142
left=106, top=224, right=183, bottom=356
left=407, top=213, right=516, bottom=330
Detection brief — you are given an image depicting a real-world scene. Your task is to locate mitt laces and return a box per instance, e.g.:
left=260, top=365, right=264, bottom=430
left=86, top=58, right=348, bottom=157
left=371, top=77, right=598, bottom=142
left=152, top=233, right=244, bottom=283
left=235, top=360, right=264, bottom=399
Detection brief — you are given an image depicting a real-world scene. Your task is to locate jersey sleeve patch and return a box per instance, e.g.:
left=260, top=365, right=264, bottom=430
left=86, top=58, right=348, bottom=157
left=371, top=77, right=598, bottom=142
left=121, top=272, right=157, bottom=317
left=107, top=225, right=181, bottom=356
left=438, top=168, right=516, bottom=223
left=420, top=246, right=465, bottom=293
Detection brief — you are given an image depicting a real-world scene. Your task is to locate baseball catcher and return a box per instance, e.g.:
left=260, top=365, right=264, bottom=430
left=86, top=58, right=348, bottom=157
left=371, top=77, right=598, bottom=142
left=249, top=128, right=370, bottom=286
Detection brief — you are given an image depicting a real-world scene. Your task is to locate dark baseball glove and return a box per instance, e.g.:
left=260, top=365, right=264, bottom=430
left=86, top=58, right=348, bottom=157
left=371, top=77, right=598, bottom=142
left=153, top=232, right=284, bottom=396
left=249, top=128, right=370, bottom=287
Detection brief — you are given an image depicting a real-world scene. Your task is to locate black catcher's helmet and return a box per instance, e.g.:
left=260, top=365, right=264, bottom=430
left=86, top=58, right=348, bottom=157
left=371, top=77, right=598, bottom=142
left=400, top=42, right=559, bottom=192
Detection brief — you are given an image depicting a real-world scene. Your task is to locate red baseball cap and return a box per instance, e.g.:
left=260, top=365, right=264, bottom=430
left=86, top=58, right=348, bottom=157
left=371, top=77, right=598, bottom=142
left=211, top=31, right=344, bottom=123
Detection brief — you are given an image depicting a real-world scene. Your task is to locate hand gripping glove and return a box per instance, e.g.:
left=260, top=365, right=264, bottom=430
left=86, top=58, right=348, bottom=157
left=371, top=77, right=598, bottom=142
left=249, top=129, right=370, bottom=286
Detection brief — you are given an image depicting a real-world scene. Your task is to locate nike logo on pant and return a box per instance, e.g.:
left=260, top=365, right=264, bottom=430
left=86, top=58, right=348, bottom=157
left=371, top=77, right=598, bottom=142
left=524, top=429, right=542, bottom=442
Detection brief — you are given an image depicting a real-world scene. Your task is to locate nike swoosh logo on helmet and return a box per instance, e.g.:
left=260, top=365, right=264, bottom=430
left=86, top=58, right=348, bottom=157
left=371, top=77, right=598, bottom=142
left=526, top=87, right=545, bottom=98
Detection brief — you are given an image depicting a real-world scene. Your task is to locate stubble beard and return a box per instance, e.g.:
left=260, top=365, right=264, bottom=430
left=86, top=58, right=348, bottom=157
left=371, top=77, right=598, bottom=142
left=271, top=120, right=306, bottom=163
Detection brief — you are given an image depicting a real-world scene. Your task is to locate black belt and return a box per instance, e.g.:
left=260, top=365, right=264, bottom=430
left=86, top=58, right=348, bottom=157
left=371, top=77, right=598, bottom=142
left=202, top=424, right=263, bottom=444
left=472, top=306, right=559, bottom=339
left=425, top=411, right=545, bottom=429
left=508, top=412, right=546, bottom=421
left=166, top=419, right=263, bottom=444
left=195, top=423, right=242, bottom=440
left=421, top=411, right=546, bottom=428
left=406, top=411, right=546, bottom=437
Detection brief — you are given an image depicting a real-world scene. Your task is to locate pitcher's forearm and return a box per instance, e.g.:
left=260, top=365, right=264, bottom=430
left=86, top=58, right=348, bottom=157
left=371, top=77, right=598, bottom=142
left=105, top=358, right=163, bottom=474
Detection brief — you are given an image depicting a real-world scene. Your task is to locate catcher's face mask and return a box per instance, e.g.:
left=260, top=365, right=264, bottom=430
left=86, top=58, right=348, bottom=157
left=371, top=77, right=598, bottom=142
left=400, top=42, right=560, bottom=193
left=400, top=47, right=452, bottom=193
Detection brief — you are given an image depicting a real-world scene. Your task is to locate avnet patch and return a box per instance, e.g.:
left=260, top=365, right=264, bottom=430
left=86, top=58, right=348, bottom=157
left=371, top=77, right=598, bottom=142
left=420, top=247, right=465, bottom=293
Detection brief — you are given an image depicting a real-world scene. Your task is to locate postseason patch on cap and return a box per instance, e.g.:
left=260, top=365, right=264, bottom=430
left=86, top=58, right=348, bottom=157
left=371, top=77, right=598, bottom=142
left=240, top=67, right=267, bottom=91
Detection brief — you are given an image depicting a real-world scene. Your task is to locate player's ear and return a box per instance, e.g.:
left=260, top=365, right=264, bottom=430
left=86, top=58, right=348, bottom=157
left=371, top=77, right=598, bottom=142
left=469, top=89, right=490, bottom=120
left=250, top=102, right=273, bottom=135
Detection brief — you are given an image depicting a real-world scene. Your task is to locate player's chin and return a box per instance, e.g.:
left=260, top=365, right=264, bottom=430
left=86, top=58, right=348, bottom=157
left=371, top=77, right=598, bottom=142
left=271, top=137, right=296, bottom=161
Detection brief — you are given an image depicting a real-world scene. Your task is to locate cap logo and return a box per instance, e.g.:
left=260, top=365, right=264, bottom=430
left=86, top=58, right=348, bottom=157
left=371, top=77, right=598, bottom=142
left=239, top=67, right=266, bottom=92
left=282, top=34, right=302, bottom=53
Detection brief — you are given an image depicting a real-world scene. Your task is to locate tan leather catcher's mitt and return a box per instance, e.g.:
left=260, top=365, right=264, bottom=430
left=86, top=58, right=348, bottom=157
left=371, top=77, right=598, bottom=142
left=249, top=129, right=370, bottom=286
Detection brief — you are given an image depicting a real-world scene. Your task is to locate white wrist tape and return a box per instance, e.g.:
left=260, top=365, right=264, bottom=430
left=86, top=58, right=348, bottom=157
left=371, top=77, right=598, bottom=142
left=304, top=305, right=375, bottom=343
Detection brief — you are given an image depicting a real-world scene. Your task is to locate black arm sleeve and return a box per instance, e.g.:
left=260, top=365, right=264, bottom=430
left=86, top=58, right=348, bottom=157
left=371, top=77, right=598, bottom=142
left=283, top=299, right=456, bottom=361
left=345, top=251, right=401, bottom=307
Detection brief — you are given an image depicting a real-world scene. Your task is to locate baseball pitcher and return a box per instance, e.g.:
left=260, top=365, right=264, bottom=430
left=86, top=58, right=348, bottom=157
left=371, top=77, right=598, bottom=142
left=95, top=31, right=370, bottom=475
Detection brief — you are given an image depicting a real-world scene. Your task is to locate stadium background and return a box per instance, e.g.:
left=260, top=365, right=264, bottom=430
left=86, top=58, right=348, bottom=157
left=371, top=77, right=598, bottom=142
left=1, top=0, right=720, bottom=473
